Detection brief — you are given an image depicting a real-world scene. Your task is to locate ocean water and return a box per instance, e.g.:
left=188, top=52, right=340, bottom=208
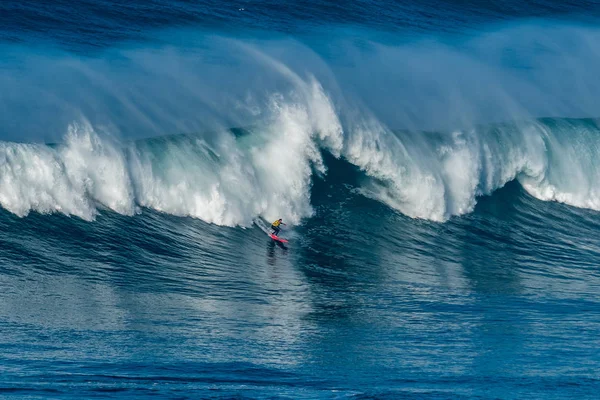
left=2, top=1, right=600, bottom=398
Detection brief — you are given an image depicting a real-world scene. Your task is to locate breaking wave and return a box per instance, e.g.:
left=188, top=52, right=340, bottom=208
left=2, top=22, right=600, bottom=224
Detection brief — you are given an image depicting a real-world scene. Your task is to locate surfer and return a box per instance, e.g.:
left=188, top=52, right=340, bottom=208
left=271, top=219, right=285, bottom=236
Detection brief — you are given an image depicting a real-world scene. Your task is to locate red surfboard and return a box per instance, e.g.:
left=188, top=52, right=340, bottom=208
left=269, top=234, right=288, bottom=243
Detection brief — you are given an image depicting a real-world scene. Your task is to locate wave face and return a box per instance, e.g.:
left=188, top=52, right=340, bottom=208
left=3, top=2, right=600, bottom=399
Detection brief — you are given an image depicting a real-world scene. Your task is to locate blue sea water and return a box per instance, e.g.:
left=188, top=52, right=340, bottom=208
left=2, top=1, right=600, bottom=398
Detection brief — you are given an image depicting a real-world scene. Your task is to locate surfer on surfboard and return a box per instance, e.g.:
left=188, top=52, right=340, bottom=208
left=271, top=219, right=286, bottom=237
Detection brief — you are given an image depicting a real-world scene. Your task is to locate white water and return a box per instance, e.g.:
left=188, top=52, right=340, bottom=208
left=2, top=113, right=600, bottom=225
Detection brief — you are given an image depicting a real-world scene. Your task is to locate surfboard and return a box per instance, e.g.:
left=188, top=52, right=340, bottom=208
left=269, top=233, right=288, bottom=243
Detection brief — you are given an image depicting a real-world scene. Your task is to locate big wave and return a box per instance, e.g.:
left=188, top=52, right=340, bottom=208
left=2, top=22, right=600, bottom=224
